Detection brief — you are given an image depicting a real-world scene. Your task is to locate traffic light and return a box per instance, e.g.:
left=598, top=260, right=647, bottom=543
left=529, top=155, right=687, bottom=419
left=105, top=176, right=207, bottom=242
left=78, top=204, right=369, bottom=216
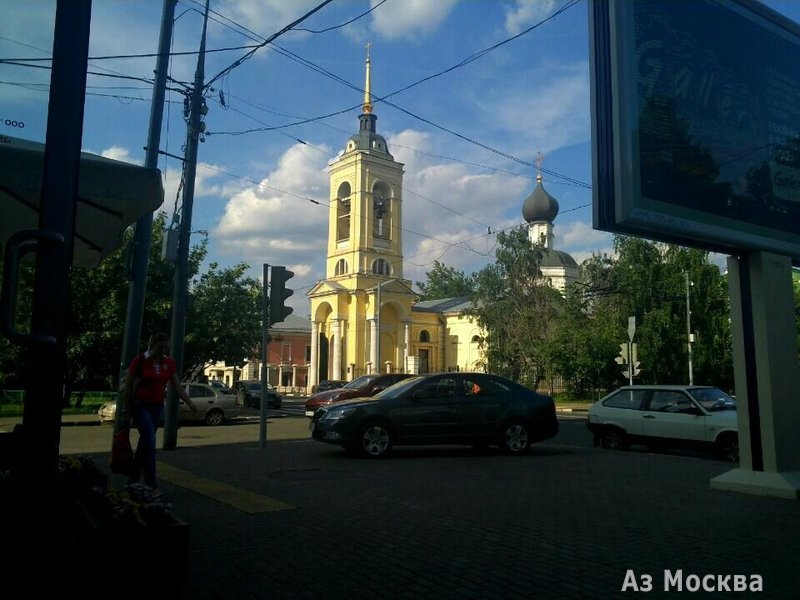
left=631, top=343, right=641, bottom=377
left=269, top=266, right=294, bottom=325
left=615, top=343, right=629, bottom=365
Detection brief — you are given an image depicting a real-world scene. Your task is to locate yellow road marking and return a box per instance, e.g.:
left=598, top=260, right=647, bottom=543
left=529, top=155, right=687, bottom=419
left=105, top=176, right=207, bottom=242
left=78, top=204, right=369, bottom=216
left=157, top=462, right=294, bottom=514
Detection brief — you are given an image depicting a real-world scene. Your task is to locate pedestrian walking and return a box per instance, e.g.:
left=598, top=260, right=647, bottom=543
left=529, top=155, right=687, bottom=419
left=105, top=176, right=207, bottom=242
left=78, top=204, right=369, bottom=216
left=122, top=332, right=195, bottom=494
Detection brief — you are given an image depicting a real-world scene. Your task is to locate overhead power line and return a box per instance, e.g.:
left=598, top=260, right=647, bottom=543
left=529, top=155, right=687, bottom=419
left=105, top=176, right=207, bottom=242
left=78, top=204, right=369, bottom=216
left=203, top=0, right=336, bottom=89
left=204, top=0, right=589, bottom=189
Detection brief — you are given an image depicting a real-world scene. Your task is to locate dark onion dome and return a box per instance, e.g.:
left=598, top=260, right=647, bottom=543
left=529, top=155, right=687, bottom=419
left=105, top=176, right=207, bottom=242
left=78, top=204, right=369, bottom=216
left=522, top=176, right=559, bottom=223
left=541, top=248, right=578, bottom=269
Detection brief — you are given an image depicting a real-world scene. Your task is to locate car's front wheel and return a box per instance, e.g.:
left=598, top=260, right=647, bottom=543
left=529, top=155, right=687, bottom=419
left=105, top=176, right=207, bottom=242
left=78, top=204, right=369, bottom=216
left=600, top=427, right=628, bottom=450
left=500, top=420, right=530, bottom=455
left=716, top=433, right=739, bottom=463
left=357, top=421, right=393, bottom=458
left=204, top=408, right=225, bottom=426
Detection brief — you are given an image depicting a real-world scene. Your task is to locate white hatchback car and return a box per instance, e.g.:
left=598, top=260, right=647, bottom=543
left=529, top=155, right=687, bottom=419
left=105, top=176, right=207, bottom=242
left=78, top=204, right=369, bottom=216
left=586, top=385, right=738, bottom=462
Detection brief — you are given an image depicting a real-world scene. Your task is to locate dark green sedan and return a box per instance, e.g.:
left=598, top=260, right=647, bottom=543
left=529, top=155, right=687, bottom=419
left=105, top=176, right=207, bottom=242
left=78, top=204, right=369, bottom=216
left=310, top=372, right=558, bottom=458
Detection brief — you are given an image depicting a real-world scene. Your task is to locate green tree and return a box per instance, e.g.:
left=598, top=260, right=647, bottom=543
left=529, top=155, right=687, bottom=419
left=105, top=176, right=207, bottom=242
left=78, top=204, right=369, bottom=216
left=415, top=260, right=474, bottom=300
left=65, top=212, right=207, bottom=389
left=467, top=227, right=561, bottom=389
left=183, top=262, right=263, bottom=378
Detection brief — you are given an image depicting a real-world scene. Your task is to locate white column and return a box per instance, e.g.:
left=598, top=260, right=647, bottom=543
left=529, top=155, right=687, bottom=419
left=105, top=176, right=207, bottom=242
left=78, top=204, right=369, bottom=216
left=291, top=365, right=297, bottom=389
left=332, top=319, right=342, bottom=380
left=309, top=321, right=319, bottom=390
left=403, top=320, right=410, bottom=373
left=711, top=252, right=800, bottom=499
left=369, top=318, right=378, bottom=373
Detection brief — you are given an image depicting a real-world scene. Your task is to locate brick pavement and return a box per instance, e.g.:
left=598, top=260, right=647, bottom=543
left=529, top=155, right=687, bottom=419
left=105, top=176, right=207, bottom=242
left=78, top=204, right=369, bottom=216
left=129, top=418, right=800, bottom=599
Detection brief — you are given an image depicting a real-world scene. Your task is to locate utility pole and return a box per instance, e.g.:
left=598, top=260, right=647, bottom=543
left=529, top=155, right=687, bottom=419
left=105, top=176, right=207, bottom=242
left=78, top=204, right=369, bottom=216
left=115, top=0, right=177, bottom=435
left=164, top=1, right=209, bottom=450
left=685, top=272, right=694, bottom=386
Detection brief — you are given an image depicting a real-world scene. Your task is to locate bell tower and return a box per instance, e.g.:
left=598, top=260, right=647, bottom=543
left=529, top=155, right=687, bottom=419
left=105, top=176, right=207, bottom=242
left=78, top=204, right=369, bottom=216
left=326, top=42, right=405, bottom=280
left=308, top=46, right=415, bottom=388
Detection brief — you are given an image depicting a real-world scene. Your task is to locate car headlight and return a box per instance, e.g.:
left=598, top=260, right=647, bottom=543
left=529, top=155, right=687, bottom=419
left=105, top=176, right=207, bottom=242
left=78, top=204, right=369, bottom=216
left=321, top=405, right=356, bottom=421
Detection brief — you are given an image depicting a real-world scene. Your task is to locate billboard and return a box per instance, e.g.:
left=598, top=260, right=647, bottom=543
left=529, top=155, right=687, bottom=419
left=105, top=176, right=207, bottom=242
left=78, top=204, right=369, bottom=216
left=590, top=0, right=800, bottom=258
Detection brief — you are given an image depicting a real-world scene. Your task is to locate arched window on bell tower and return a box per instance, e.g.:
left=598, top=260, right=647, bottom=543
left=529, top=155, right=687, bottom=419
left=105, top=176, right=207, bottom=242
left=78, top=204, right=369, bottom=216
left=372, top=181, right=391, bottom=239
left=372, top=258, right=391, bottom=276
left=334, top=258, right=348, bottom=276
left=337, top=182, right=351, bottom=241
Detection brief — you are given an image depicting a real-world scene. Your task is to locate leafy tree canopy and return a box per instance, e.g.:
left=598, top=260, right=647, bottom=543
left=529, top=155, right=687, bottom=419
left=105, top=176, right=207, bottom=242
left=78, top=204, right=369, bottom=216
left=415, top=260, right=475, bottom=301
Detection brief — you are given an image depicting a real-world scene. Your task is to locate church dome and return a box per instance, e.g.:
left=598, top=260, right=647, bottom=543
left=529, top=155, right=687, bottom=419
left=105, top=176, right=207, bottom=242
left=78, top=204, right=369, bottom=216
left=541, top=248, right=578, bottom=269
left=522, top=177, right=559, bottom=223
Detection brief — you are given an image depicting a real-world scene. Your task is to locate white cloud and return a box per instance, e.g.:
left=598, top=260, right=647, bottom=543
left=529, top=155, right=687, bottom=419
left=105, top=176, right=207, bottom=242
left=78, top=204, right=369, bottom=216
left=214, top=143, right=330, bottom=269
left=100, top=146, right=139, bottom=164
left=370, top=0, right=458, bottom=41
left=504, top=0, right=558, bottom=36
left=217, top=0, right=323, bottom=37
left=557, top=220, right=612, bottom=251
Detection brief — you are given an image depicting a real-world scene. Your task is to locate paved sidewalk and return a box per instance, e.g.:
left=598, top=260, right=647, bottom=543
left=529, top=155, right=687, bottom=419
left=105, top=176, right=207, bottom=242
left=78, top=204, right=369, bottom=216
left=11, top=408, right=796, bottom=600
left=153, top=428, right=798, bottom=599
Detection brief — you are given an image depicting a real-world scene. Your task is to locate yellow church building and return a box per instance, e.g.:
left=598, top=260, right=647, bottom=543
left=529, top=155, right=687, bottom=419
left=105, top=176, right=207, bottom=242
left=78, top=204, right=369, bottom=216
left=203, top=50, right=578, bottom=392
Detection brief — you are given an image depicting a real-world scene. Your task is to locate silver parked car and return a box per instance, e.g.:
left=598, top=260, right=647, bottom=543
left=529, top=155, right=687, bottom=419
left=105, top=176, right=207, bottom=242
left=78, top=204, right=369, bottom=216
left=97, top=383, right=240, bottom=426
left=586, top=385, right=738, bottom=461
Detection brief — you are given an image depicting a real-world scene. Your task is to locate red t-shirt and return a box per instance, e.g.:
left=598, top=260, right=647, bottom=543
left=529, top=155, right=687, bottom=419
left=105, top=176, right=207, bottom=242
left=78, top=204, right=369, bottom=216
left=129, top=352, right=177, bottom=405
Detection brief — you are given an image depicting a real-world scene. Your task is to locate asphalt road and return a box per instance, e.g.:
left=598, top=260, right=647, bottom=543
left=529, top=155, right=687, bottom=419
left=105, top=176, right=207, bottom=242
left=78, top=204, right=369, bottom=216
left=56, top=412, right=732, bottom=466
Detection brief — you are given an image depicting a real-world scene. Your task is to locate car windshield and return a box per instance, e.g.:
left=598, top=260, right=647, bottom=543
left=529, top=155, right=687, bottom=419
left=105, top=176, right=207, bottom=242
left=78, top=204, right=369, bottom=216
left=689, top=387, right=736, bottom=411
left=343, top=375, right=376, bottom=390
left=374, top=375, right=425, bottom=399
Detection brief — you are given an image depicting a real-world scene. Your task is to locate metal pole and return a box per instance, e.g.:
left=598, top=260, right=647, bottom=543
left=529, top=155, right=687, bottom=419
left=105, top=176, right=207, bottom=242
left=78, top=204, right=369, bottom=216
left=376, top=281, right=381, bottom=371
left=260, top=264, right=269, bottom=449
left=18, top=0, right=91, bottom=484
left=686, top=272, right=694, bottom=385
left=115, top=0, right=176, bottom=435
left=628, top=342, right=633, bottom=386
left=164, top=1, right=208, bottom=450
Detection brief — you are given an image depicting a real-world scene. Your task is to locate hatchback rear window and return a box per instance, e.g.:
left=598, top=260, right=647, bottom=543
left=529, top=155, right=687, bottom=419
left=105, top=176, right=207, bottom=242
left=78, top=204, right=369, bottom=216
left=603, top=389, right=647, bottom=410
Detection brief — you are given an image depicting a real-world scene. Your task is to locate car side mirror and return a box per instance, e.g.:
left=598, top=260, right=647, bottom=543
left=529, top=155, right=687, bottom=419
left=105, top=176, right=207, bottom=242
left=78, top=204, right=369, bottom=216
left=372, top=386, right=386, bottom=393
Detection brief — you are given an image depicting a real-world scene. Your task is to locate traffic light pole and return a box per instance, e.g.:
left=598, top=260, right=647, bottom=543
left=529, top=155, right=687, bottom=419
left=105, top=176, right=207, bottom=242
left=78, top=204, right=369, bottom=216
left=627, top=342, right=633, bottom=386
left=260, top=263, right=269, bottom=449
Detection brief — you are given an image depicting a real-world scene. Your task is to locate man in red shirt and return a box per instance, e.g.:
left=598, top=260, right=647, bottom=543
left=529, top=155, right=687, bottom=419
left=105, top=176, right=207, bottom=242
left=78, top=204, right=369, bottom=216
left=122, top=332, right=195, bottom=492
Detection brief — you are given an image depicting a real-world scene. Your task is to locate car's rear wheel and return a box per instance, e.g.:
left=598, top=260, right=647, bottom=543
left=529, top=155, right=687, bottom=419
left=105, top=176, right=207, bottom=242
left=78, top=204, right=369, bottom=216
left=204, top=408, right=224, bottom=426
left=600, top=427, right=628, bottom=450
left=500, top=420, right=530, bottom=455
left=358, top=421, right=393, bottom=458
left=716, top=433, right=739, bottom=463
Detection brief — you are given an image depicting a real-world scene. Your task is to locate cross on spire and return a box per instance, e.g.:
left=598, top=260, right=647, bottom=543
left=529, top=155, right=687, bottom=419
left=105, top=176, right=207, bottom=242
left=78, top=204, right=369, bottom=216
left=536, top=151, right=544, bottom=182
left=363, top=41, right=373, bottom=114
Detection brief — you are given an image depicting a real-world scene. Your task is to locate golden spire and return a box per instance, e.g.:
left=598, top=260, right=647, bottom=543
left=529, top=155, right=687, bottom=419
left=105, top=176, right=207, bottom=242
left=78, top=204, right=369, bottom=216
left=362, top=41, right=373, bottom=114
left=536, top=151, right=544, bottom=182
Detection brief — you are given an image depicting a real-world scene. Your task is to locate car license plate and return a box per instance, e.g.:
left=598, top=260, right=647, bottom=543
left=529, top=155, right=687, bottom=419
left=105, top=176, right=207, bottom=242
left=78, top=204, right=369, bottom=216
left=305, top=410, right=315, bottom=417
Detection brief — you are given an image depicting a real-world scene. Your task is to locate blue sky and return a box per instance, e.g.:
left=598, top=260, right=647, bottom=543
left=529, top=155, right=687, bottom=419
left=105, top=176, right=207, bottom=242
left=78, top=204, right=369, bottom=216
left=2, top=0, right=800, bottom=316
